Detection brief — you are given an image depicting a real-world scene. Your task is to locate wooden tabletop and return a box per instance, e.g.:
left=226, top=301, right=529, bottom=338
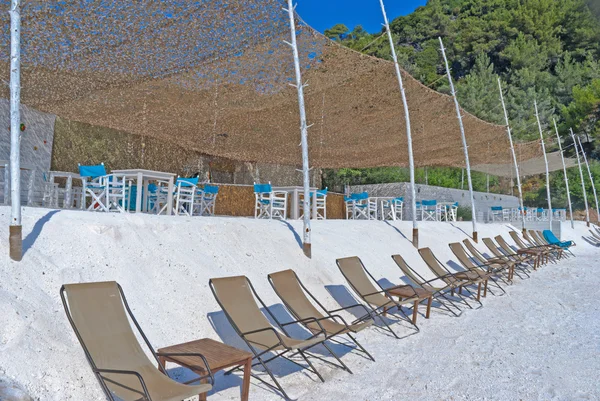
left=158, top=338, right=252, bottom=373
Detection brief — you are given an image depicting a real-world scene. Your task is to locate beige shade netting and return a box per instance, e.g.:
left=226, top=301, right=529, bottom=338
left=0, top=0, right=543, bottom=169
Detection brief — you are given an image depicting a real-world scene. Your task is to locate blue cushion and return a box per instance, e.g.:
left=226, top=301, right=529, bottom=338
left=254, top=183, right=272, bottom=194
left=176, top=177, right=199, bottom=187
left=203, top=184, right=219, bottom=194
left=491, top=206, right=503, bottom=211
left=422, top=200, right=437, bottom=206
left=79, top=164, right=107, bottom=179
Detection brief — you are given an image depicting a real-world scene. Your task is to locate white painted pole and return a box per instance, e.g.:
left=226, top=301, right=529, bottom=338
left=9, top=0, right=22, bottom=261
left=379, top=0, right=419, bottom=246
left=553, top=119, right=574, bottom=229
left=284, top=0, right=312, bottom=257
left=534, top=100, right=552, bottom=229
left=572, top=128, right=590, bottom=227
left=439, top=37, right=478, bottom=241
left=578, top=136, right=600, bottom=224
left=498, top=79, right=526, bottom=230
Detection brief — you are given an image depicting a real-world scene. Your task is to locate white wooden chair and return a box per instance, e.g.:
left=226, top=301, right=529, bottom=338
left=314, top=188, right=328, bottom=220
left=381, top=197, right=403, bottom=221
left=174, top=177, right=198, bottom=216
left=254, top=183, right=288, bottom=219
left=194, top=184, right=219, bottom=216
left=489, top=206, right=503, bottom=222
left=78, top=163, right=110, bottom=212
left=421, top=200, right=439, bottom=221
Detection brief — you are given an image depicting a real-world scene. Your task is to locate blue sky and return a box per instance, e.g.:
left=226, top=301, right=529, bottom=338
left=297, top=0, right=427, bottom=34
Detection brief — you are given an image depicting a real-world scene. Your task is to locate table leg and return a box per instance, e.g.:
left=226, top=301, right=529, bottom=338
left=292, top=188, right=299, bottom=220
left=241, top=357, right=251, bottom=401
left=65, top=175, right=73, bottom=208
left=142, top=179, right=149, bottom=213
left=412, top=301, right=419, bottom=324
left=166, top=178, right=174, bottom=216
left=199, top=378, right=208, bottom=401
left=135, top=172, right=143, bottom=213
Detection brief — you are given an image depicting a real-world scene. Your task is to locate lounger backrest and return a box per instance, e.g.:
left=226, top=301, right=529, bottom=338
left=482, top=238, right=503, bottom=257
left=462, top=239, right=488, bottom=264
left=523, top=230, right=536, bottom=245
left=509, top=231, right=528, bottom=249
left=62, top=282, right=158, bottom=400
left=526, top=230, right=542, bottom=246
left=536, top=231, right=549, bottom=245
left=210, top=276, right=274, bottom=335
left=336, top=257, right=389, bottom=305
left=268, top=270, right=325, bottom=322
left=418, top=248, right=450, bottom=281
left=391, top=254, right=424, bottom=286
left=494, top=236, right=516, bottom=255
left=449, top=243, right=477, bottom=269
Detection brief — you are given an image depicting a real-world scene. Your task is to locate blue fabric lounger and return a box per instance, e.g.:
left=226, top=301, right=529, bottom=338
left=543, top=230, right=575, bottom=249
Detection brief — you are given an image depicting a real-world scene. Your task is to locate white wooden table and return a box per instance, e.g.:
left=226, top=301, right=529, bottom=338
left=273, top=186, right=318, bottom=220
left=112, top=169, right=176, bottom=215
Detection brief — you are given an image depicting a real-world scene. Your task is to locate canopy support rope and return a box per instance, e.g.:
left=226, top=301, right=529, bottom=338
left=554, top=119, right=574, bottom=229
left=9, top=0, right=22, bottom=261
left=534, top=100, right=552, bottom=230
left=379, top=0, right=419, bottom=247
left=285, top=0, right=312, bottom=257
left=498, top=79, right=526, bottom=231
left=439, top=37, right=477, bottom=242
left=572, top=128, right=590, bottom=227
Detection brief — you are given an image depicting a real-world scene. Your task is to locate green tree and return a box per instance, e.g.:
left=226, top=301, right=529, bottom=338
left=324, top=24, right=349, bottom=41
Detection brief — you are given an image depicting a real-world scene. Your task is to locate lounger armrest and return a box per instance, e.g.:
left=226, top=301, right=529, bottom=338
left=156, top=352, right=214, bottom=386
left=94, top=368, right=151, bottom=398
left=281, top=317, right=327, bottom=336
left=423, top=272, right=459, bottom=283
left=328, top=303, right=371, bottom=316
left=241, top=326, right=285, bottom=344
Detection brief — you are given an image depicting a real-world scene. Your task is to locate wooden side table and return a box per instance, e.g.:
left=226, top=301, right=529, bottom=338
left=386, top=286, right=433, bottom=324
left=158, top=338, right=253, bottom=401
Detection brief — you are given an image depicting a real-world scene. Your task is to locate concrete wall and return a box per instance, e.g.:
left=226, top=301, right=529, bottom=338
left=349, top=182, right=520, bottom=221
left=0, top=100, right=56, bottom=204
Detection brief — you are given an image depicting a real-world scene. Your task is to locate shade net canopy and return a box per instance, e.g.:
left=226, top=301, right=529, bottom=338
left=472, top=152, right=578, bottom=178
left=0, top=0, right=543, bottom=169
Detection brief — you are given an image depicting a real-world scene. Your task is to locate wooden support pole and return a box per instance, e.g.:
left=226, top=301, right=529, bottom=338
left=379, top=0, right=418, bottom=247
left=498, top=79, right=526, bottom=231
left=534, top=100, right=552, bottom=230
left=439, top=37, right=477, bottom=241
left=285, top=0, right=312, bottom=257
left=9, top=0, right=22, bottom=261
left=554, top=119, right=574, bottom=229
left=572, top=128, right=590, bottom=227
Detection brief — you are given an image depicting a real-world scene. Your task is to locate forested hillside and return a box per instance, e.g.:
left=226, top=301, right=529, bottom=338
left=322, top=0, right=600, bottom=211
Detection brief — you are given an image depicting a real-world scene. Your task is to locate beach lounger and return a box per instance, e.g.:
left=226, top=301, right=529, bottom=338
left=463, top=238, right=529, bottom=280
left=61, top=281, right=213, bottom=401
left=494, top=235, right=543, bottom=269
left=336, top=256, right=422, bottom=338
left=268, top=269, right=375, bottom=363
left=509, top=230, right=551, bottom=265
left=448, top=242, right=510, bottom=291
left=210, top=276, right=335, bottom=400
left=528, top=230, right=563, bottom=259
left=483, top=237, right=539, bottom=270
left=542, top=230, right=575, bottom=251
left=391, top=254, right=463, bottom=317
left=418, top=247, right=490, bottom=308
